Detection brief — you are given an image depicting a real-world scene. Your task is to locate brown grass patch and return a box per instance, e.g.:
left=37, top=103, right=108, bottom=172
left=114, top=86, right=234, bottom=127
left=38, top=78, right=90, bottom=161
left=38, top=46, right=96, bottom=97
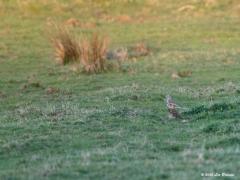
left=79, top=33, right=109, bottom=73
left=48, top=24, right=81, bottom=65
left=47, top=22, right=128, bottom=74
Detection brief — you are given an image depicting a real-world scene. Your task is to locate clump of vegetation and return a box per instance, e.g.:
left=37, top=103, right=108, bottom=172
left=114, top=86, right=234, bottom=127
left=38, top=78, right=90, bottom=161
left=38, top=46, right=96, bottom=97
left=79, top=33, right=109, bottom=73
left=48, top=23, right=154, bottom=74
left=49, top=23, right=125, bottom=74
left=49, top=24, right=81, bottom=65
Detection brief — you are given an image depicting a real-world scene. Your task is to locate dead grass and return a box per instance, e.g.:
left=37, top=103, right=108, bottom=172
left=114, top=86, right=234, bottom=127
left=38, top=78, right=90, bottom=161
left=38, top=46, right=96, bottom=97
left=48, top=23, right=81, bottom=65
left=47, top=22, right=131, bottom=73
left=79, top=33, right=109, bottom=73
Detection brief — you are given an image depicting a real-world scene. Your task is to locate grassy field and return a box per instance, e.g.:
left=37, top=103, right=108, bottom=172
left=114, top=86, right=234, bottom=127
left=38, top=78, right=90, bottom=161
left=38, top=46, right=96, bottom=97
left=1, top=0, right=240, bottom=179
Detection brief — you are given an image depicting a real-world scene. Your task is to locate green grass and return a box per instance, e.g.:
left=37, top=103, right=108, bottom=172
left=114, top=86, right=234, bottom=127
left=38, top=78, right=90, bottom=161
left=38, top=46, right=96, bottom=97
left=1, top=0, right=240, bottom=179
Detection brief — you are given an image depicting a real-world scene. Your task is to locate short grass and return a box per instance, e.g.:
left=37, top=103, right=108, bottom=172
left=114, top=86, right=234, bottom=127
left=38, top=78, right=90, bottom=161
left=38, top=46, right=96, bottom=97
left=0, top=0, right=240, bottom=179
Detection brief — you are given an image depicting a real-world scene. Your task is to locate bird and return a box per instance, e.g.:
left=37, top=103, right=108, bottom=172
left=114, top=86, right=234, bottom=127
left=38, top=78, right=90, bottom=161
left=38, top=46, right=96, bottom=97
left=165, top=95, right=182, bottom=119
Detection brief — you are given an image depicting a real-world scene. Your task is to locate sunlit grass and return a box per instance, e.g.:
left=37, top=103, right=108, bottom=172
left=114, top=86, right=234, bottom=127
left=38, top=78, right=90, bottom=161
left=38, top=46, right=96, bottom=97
left=0, top=0, right=240, bottom=180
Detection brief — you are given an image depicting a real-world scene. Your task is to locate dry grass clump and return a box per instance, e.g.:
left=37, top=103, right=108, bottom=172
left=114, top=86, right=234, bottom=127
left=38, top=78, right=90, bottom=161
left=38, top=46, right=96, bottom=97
left=49, top=24, right=80, bottom=65
left=79, top=33, right=109, bottom=73
left=47, top=22, right=133, bottom=74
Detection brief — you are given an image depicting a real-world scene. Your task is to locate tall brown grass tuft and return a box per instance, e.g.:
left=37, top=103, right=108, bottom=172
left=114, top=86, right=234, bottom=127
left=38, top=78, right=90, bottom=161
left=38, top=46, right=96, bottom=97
left=48, top=22, right=116, bottom=73
left=79, top=33, right=109, bottom=73
left=49, top=24, right=80, bottom=65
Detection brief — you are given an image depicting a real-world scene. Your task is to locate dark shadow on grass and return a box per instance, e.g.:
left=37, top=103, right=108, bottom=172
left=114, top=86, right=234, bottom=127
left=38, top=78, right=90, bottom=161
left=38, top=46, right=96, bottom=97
left=182, top=101, right=240, bottom=120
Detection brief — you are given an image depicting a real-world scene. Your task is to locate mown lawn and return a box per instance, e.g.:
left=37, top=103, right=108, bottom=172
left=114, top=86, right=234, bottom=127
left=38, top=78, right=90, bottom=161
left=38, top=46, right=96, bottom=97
left=0, top=1, right=240, bottom=179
